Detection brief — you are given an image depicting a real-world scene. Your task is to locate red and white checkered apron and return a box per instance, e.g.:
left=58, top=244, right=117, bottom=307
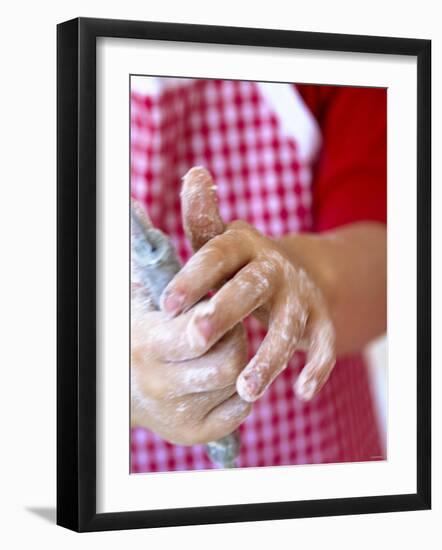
left=130, top=78, right=384, bottom=472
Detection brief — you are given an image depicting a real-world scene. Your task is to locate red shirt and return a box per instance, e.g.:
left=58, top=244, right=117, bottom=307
left=130, top=79, right=386, bottom=472
left=297, top=84, right=387, bottom=230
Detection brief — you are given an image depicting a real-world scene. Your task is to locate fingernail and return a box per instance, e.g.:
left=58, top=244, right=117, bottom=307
left=162, top=291, right=186, bottom=315
left=237, top=371, right=262, bottom=402
left=296, top=376, right=317, bottom=401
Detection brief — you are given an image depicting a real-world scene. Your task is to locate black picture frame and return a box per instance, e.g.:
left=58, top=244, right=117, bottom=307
left=57, top=17, right=431, bottom=532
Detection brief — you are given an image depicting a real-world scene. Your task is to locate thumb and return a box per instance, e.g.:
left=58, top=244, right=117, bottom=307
left=181, top=166, right=225, bottom=252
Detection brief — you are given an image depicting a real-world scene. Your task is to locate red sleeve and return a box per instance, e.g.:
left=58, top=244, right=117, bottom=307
left=296, top=84, right=387, bottom=232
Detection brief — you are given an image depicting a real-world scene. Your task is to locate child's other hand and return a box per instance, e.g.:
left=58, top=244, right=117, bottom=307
left=131, top=304, right=251, bottom=444
left=131, top=194, right=250, bottom=445
left=160, top=167, right=336, bottom=403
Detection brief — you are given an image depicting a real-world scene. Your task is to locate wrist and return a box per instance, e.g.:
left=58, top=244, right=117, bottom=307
left=276, top=233, right=338, bottom=315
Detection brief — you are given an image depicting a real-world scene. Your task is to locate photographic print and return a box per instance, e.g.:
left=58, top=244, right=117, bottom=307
left=130, top=76, right=387, bottom=473
left=57, top=18, right=430, bottom=531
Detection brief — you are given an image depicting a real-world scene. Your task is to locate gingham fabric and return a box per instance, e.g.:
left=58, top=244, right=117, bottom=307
left=130, top=78, right=384, bottom=472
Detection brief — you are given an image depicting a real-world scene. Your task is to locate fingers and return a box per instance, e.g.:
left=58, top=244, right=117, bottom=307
left=185, top=258, right=279, bottom=355
left=294, top=311, right=336, bottom=401
left=140, top=325, right=248, bottom=399
left=160, top=166, right=227, bottom=317
left=133, top=301, right=247, bottom=363
left=181, top=166, right=225, bottom=252
left=132, top=306, right=208, bottom=362
left=139, top=385, right=239, bottom=447
left=236, top=296, right=307, bottom=402
left=160, top=226, right=254, bottom=317
left=197, top=394, right=252, bottom=444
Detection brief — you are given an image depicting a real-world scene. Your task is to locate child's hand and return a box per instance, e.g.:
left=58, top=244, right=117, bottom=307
left=131, top=304, right=251, bottom=445
left=160, top=167, right=336, bottom=403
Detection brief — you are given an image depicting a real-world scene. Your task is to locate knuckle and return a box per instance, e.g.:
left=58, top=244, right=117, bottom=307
left=264, top=248, right=288, bottom=272
left=201, top=239, right=226, bottom=268
left=226, top=220, right=259, bottom=244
